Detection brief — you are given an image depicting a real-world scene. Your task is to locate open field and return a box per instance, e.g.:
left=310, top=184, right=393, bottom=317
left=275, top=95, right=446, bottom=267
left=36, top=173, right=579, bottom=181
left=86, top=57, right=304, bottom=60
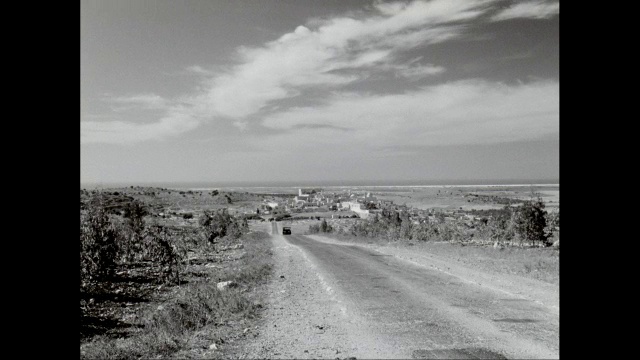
left=80, top=186, right=269, bottom=218
left=363, top=185, right=559, bottom=212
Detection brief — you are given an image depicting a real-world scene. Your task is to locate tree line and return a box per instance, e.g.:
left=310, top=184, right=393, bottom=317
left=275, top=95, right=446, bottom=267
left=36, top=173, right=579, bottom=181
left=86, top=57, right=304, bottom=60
left=311, top=196, right=559, bottom=246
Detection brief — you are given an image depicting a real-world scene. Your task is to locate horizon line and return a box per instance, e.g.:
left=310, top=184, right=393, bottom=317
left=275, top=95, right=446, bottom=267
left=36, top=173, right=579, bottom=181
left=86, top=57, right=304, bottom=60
left=81, top=179, right=559, bottom=190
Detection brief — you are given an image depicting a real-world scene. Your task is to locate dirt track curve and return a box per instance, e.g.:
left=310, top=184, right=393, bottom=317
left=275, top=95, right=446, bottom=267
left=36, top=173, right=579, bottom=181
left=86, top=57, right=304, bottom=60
left=236, top=222, right=559, bottom=359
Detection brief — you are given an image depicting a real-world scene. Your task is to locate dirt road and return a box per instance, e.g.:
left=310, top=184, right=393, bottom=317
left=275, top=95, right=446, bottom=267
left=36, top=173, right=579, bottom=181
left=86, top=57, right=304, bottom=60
left=237, top=223, right=559, bottom=359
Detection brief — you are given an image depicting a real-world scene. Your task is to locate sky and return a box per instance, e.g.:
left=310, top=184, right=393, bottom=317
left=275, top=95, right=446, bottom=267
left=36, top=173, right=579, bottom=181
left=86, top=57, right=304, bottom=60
left=81, top=0, right=559, bottom=185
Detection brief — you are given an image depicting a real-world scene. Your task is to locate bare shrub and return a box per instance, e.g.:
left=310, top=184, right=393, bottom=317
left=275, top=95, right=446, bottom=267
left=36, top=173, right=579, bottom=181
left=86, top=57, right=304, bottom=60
left=119, top=200, right=147, bottom=262
left=145, top=225, right=186, bottom=284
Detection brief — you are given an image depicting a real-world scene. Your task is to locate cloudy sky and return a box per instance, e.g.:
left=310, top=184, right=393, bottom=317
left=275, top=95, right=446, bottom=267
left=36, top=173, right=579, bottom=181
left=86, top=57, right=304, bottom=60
left=81, top=0, right=559, bottom=185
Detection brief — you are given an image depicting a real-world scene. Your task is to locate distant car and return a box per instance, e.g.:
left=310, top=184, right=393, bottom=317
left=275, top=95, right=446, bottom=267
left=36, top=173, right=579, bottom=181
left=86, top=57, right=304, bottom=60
left=282, top=227, right=291, bottom=235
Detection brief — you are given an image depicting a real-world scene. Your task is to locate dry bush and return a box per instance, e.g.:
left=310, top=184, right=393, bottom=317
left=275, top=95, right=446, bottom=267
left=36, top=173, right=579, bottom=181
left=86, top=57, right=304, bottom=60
left=308, top=224, right=321, bottom=233
left=145, top=225, right=186, bottom=284
left=199, top=208, right=248, bottom=245
left=80, top=200, right=120, bottom=284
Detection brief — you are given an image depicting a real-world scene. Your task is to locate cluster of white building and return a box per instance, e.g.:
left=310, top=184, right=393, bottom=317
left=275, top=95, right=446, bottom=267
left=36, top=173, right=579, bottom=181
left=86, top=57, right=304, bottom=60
left=257, top=189, right=488, bottom=224
left=260, top=189, right=394, bottom=219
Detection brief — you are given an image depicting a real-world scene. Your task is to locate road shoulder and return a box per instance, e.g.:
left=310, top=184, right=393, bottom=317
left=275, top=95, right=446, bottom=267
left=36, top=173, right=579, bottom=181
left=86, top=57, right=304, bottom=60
left=237, top=232, right=379, bottom=359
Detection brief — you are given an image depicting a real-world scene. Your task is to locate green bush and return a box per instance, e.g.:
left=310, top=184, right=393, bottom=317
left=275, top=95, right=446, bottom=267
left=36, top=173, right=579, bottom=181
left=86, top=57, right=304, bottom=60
left=308, top=224, right=320, bottom=233
left=199, top=209, right=247, bottom=244
left=510, top=196, right=549, bottom=245
left=544, top=210, right=560, bottom=242
left=472, top=206, right=515, bottom=243
left=320, top=219, right=333, bottom=232
left=81, top=194, right=187, bottom=286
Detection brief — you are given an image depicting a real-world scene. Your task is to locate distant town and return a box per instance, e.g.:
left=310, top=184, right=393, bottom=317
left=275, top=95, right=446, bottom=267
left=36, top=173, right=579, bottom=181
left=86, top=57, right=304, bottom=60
left=256, top=188, right=489, bottom=226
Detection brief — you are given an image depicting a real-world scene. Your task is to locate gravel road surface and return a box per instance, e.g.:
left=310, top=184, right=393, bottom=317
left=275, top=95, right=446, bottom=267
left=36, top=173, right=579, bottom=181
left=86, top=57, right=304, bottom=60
left=238, top=223, right=559, bottom=359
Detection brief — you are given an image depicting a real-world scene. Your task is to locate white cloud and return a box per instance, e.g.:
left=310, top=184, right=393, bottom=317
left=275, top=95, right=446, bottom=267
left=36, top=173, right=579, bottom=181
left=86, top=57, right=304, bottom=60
left=81, top=110, right=199, bottom=144
left=490, top=1, right=559, bottom=21
left=185, top=65, right=214, bottom=75
left=83, top=0, right=559, bottom=146
left=375, top=1, right=409, bottom=16
left=395, top=64, right=445, bottom=79
left=107, top=93, right=168, bottom=110
left=201, top=0, right=497, bottom=119
left=233, top=120, right=248, bottom=131
left=260, top=79, right=559, bottom=148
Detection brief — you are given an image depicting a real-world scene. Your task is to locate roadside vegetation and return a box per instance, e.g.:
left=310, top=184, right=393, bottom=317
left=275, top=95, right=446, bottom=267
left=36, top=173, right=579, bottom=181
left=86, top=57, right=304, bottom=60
left=309, top=195, right=559, bottom=247
left=306, top=195, right=559, bottom=284
left=80, top=191, right=273, bottom=359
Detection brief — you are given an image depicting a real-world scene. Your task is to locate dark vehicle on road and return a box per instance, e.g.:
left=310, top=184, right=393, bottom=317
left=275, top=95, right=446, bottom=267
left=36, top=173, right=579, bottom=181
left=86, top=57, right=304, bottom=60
left=282, top=227, right=291, bottom=235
